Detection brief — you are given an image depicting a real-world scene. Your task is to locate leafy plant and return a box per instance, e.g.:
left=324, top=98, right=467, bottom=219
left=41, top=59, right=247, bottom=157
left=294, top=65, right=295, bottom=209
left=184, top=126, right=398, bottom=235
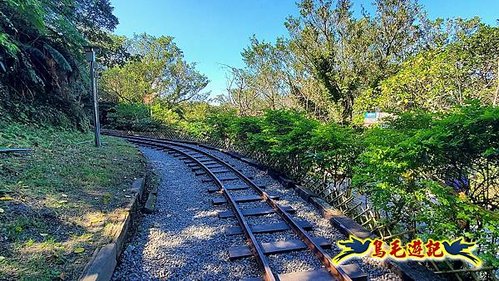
left=0, top=0, right=119, bottom=128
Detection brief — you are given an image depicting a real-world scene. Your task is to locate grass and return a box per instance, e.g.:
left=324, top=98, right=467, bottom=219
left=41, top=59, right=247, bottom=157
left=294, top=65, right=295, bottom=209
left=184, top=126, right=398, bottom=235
left=0, top=122, right=145, bottom=280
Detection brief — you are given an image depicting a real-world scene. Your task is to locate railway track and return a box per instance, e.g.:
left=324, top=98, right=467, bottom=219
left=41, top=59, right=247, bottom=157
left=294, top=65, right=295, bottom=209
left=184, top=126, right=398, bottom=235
left=112, top=133, right=367, bottom=281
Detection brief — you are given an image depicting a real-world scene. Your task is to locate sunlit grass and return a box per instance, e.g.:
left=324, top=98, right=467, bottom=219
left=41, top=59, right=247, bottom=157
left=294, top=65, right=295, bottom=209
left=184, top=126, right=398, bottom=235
left=0, top=122, right=145, bottom=280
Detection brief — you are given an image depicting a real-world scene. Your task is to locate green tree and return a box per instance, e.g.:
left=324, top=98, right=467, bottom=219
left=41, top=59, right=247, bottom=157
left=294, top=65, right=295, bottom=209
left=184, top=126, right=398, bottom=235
left=286, top=0, right=366, bottom=123
left=240, top=37, right=290, bottom=110
left=101, top=34, right=209, bottom=107
left=0, top=0, right=118, bottom=127
left=378, top=23, right=499, bottom=111
left=284, top=0, right=427, bottom=123
left=224, top=65, right=260, bottom=115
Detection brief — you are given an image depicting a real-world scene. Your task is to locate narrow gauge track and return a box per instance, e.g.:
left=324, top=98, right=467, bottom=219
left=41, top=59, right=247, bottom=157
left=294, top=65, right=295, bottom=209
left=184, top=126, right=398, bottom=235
left=115, top=134, right=364, bottom=281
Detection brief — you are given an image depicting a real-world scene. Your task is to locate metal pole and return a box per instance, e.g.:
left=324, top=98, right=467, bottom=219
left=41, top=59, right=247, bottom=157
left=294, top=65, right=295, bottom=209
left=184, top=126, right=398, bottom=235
left=89, top=49, right=101, bottom=147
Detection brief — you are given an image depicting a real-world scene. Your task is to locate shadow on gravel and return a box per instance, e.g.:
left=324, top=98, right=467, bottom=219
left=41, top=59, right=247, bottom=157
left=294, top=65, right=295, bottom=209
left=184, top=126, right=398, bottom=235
left=112, top=147, right=260, bottom=280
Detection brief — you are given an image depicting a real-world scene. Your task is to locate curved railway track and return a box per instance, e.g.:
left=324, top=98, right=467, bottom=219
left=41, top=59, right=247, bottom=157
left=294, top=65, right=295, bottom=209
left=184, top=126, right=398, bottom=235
left=112, top=133, right=366, bottom=281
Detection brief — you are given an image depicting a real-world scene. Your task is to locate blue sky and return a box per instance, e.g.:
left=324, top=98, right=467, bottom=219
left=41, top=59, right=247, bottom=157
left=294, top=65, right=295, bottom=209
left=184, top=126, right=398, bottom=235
left=110, top=0, right=498, bottom=97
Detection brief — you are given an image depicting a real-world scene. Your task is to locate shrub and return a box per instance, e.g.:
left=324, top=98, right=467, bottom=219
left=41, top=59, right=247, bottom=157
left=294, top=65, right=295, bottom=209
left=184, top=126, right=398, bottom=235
left=307, top=123, right=361, bottom=186
left=352, top=103, right=499, bottom=266
left=107, top=103, right=162, bottom=131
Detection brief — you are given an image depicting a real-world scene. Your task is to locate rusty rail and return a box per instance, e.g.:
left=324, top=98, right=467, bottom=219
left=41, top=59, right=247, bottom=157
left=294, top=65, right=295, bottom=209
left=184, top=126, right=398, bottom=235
left=125, top=137, right=277, bottom=281
left=120, top=134, right=352, bottom=281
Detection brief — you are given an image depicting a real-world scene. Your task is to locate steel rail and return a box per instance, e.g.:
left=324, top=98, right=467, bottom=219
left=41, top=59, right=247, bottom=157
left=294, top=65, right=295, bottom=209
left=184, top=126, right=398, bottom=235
left=120, top=134, right=351, bottom=281
left=126, top=138, right=277, bottom=281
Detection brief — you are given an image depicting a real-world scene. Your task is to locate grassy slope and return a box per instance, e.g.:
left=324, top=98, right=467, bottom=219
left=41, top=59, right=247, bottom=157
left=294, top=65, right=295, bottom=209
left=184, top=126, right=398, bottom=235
left=0, top=123, right=145, bottom=280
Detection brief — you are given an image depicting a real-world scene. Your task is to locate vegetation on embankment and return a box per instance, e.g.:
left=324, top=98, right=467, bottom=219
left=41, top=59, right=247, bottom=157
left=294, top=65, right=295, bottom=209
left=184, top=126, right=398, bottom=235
left=0, top=121, right=145, bottom=280
left=0, top=0, right=121, bottom=128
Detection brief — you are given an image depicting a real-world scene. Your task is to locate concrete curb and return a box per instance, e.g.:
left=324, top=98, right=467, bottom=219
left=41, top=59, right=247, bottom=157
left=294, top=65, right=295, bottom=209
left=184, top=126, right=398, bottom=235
left=79, top=176, right=146, bottom=281
left=308, top=196, right=375, bottom=239
left=144, top=192, right=157, bottom=214
left=278, top=175, right=296, bottom=189
left=144, top=174, right=159, bottom=214
left=294, top=185, right=319, bottom=202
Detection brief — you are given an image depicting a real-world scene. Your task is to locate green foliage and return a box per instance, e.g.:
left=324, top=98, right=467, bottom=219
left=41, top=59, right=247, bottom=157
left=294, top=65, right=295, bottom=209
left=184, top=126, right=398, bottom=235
left=224, top=1, right=498, bottom=127
left=307, top=123, right=360, bottom=185
left=0, top=33, right=19, bottom=55
left=377, top=24, right=499, bottom=112
left=0, top=0, right=119, bottom=128
left=226, top=0, right=436, bottom=123
left=228, top=115, right=263, bottom=146
left=352, top=103, right=499, bottom=265
left=151, top=103, right=181, bottom=125
left=100, top=34, right=209, bottom=107
left=107, top=103, right=162, bottom=131
left=204, top=110, right=240, bottom=142
left=256, top=110, right=318, bottom=163
left=226, top=36, right=290, bottom=114
left=160, top=104, right=498, bottom=266
left=175, top=102, right=222, bottom=138
left=43, top=43, right=73, bottom=72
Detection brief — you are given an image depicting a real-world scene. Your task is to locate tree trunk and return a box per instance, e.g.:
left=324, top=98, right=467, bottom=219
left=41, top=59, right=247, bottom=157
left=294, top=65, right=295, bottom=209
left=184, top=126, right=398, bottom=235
left=493, top=58, right=499, bottom=106
left=341, top=93, right=354, bottom=124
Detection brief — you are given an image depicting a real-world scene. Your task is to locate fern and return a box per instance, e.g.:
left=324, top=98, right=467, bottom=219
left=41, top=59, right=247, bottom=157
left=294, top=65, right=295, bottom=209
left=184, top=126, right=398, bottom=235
left=0, top=10, right=17, bottom=34
left=43, top=43, right=73, bottom=72
left=23, top=44, right=46, bottom=64
left=0, top=33, right=19, bottom=56
left=19, top=48, right=45, bottom=86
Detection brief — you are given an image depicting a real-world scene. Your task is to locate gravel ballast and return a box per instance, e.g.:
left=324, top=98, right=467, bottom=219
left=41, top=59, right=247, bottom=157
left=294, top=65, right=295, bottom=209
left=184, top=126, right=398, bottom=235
left=112, top=147, right=260, bottom=280
left=114, top=142, right=402, bottom=280
left=173, top=142, right=403, bottom=280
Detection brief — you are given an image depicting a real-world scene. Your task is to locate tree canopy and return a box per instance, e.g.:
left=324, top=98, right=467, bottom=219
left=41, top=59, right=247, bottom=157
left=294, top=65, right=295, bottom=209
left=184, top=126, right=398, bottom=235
left=0, top=0, right=118, bottom=127
left=224, top=0, right=499, bottom=125
left=100, top=34, right=209, bottom=108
